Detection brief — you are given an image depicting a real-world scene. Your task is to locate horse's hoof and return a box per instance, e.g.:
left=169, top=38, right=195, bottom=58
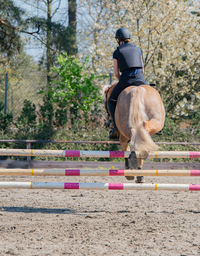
left=125, top=176, right=135, bottom=181
left=135, top=176, right=145, bottom=183
left=125, top=151, right=138, bottom=169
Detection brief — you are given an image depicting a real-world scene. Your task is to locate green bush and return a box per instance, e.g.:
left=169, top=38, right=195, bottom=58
left=15, top=100, right=37, bottom=130
left=47, top=53, right=103, bottom=128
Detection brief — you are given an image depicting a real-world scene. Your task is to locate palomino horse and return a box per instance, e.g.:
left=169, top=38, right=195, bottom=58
left=104, top=83, right=165, bottom=182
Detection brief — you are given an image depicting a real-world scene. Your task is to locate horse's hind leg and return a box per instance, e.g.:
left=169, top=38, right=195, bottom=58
left=144, top=119, right=164, bottom=136
left=120, top=135, right=145, bottom=182
left=135, top=158, right=145, bottom=183
left=120, top=134, right=130, bottom=152
left=125, top=151, right=138, bottom=181
left=134, top=151, right=150, bottom=183
left=125, top=152, right=145, bottom=183
left=119, top=134, right=135, bottom=181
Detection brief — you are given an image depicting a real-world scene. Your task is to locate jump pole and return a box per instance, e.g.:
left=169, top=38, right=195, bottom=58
left=0, top=149, right=199, bottom=158
left=0, top=168, right=200, bottom=176
left=0, top=182, right=200, bottom=191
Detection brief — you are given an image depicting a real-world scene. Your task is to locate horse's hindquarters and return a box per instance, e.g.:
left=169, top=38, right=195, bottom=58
left=116, top=84, right=165, bottom=152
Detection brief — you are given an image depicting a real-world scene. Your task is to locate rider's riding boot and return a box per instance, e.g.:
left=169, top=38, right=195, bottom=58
left=108, top=98, right=119, bottom=139
left=109, top=127, right=119, bottom=140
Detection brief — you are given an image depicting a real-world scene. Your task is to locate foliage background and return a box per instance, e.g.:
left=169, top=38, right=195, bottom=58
left=0, top=0, right=199, bottom=145
left=79, top=0, right=200, bottom=119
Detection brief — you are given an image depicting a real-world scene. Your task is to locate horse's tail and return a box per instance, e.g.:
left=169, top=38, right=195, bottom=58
left=128, top=87, right=158, bottom=154
left=132, top=123, right=158, bottom=153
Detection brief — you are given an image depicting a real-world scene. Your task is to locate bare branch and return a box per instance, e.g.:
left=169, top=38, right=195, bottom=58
left=0, top=17, right=41, bottom=35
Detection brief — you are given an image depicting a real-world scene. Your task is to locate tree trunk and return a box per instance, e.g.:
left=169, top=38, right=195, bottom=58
left=67, top=0, right=77, bottom=55
left=45, top=0, right=53, bottom=127
left=46, top=0, right=52, bottom=90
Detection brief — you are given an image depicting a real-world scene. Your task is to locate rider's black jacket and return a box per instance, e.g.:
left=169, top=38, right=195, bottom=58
left=113, top=43, right=143, bottom=72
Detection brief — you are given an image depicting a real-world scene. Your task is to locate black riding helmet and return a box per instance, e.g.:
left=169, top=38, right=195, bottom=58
left=115, top=28, right=130, bottom=40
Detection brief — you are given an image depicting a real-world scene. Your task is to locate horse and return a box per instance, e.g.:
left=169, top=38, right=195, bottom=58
left=104, top=83, right=165, bottom=183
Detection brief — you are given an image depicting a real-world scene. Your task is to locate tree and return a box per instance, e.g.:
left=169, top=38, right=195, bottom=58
left=0, top=0, right=24, bottom=57
left=17, top=0, right=77, bottom=89
left=16, top=0, right=78, bottom=127
left=0, top=1, right=45, bottom=116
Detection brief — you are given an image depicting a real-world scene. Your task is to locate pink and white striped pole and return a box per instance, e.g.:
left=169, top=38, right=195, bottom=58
left=0, top=149, right=199, bottom=158
left=0, top=168, right=200, bottom=176
left=0, top=182, right=200, bottom=191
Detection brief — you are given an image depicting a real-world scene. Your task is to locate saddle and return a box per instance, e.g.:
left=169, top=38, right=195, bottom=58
left=105, top=82, right=156, bottom=118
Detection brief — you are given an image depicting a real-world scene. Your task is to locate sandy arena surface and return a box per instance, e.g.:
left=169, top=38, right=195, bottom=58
left=0, top=160, right=200, bottom=256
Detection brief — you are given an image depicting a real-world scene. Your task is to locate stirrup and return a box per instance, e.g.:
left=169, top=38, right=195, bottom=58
left=156, top=129, right=163, bottom=135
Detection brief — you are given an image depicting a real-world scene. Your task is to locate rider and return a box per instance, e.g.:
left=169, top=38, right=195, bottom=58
left=108, top=27, right=149, bottom=139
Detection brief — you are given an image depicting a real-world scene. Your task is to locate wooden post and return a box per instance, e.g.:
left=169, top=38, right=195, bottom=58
left=26, top=142, right=31, bottom=163
left=4, top=73, right=8, bottom=114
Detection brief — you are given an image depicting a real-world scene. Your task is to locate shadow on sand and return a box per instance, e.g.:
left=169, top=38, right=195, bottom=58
left=2, top=206, right=76, bottom=214
left=1, top=207, right=110, bottom=215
